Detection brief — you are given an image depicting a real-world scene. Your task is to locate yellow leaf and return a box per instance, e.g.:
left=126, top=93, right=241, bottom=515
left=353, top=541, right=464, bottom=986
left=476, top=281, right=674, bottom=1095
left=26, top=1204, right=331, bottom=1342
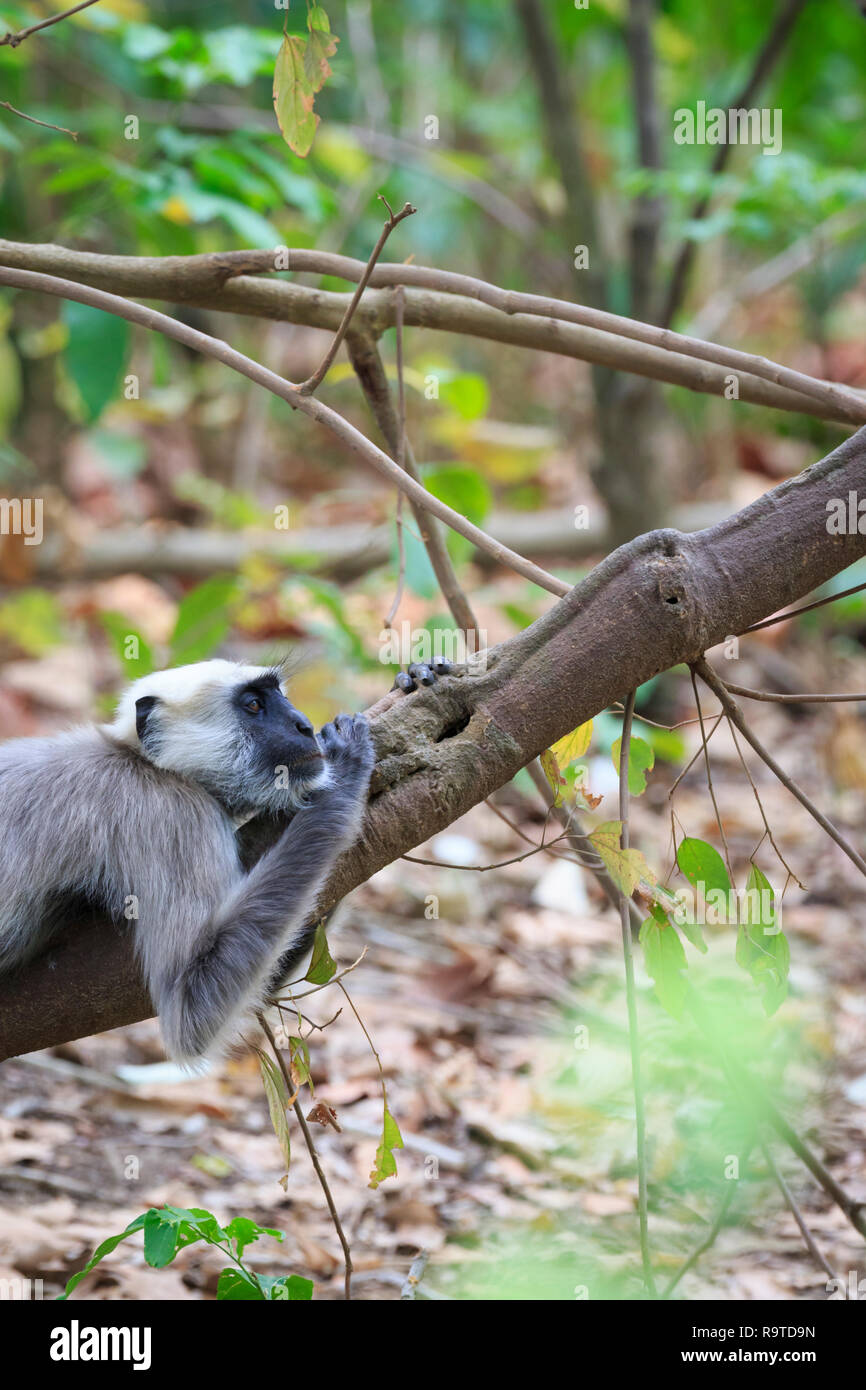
left=273, top=34, right=318, bottom=158
left=551, top=721, right=592, bottom=767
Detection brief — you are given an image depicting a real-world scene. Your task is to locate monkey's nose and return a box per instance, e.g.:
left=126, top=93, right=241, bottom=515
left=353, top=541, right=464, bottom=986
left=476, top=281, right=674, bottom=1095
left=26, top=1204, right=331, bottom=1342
left=294, top=717, right=315, bottom=738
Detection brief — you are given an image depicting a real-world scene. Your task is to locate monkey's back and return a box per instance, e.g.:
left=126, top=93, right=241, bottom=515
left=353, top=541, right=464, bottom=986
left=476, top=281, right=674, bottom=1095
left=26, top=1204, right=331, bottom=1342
left=0, top=728, right=241, bottom=973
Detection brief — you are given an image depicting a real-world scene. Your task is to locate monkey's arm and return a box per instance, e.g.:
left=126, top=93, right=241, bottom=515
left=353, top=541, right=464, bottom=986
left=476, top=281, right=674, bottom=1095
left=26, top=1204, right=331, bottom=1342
left=156, top=714, right=374, bottom=1061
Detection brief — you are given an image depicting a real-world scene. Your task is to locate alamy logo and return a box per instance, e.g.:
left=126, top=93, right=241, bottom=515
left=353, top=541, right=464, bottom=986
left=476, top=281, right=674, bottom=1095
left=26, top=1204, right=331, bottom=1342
left=50, top=1319, right=152, bottom=1371
left=674, top=101, right=782, bottom=156
left=0, top=497, right=43, bottom=545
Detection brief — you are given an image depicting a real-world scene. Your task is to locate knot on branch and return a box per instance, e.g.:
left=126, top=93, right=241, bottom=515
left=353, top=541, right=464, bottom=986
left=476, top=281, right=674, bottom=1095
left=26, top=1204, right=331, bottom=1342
left=644, top=529, right=714, bottom=660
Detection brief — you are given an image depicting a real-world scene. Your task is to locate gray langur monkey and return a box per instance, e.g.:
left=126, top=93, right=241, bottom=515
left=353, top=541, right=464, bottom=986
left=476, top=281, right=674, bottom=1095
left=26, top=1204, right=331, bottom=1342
left=0, top=659, right=380, bottom=1063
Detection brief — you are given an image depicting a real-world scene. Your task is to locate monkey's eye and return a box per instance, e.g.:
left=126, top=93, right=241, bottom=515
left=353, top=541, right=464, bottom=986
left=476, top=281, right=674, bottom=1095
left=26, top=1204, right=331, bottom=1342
left=243, top=696, right=263, bottom=715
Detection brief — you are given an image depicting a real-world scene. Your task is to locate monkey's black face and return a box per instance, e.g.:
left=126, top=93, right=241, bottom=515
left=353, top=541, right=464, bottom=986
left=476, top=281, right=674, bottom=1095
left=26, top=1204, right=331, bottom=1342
left=233, top=675, right=326, bottom=809
left=134, top=669, right=329, bottom=817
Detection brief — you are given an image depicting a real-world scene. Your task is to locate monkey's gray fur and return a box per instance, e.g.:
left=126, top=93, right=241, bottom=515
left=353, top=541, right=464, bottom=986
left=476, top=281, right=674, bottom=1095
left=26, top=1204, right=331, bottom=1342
left=0, top=660, right=375, bottom=1062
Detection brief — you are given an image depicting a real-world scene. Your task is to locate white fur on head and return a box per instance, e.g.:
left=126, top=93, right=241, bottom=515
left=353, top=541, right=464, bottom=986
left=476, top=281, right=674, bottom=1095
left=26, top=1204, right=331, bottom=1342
left=106, top=660, right=276, bottom=748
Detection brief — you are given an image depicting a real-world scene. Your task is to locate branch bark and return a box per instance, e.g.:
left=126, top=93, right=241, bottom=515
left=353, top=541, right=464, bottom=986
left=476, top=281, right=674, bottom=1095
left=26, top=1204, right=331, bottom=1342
left=2, top=426, right=866, bottom=1059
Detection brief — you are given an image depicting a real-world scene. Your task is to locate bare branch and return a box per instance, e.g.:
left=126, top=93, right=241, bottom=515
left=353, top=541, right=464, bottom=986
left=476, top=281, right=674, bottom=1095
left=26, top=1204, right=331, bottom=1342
left=0, top=100, right=78, bottom=138
left=296, top=198, right=416, bottom=395
left=741, top=579, right=866, bottom=633
left=0, top=0, right=100, bottom=47
left=1, top=239, right=861, bottom=421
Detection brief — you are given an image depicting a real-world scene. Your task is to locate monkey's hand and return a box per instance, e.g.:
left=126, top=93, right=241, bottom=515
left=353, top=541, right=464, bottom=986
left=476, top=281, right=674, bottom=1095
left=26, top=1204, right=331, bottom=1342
left=392, top=658, right=452, bottom=693
left=316, top=712, right=375, bottom=814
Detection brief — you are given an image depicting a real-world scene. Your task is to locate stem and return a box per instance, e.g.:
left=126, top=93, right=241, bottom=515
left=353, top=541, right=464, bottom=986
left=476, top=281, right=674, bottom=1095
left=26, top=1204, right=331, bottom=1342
left=695, top=657, right=866, bottom=880
left=618, top=689, right=657, bottom=1296
left=258, top=1014, right=353, bottom=1300
left=296, top=198, right=415, bottom=395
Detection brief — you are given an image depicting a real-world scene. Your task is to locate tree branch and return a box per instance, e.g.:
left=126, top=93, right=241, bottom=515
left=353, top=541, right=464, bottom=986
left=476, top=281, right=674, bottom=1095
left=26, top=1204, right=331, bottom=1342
left=0, top=240, right=859, bottom=422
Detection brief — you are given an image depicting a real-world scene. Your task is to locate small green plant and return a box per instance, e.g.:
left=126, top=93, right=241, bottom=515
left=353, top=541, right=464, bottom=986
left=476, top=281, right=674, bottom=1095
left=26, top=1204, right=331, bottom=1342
left=60, top=1205, right=313, bottom=1301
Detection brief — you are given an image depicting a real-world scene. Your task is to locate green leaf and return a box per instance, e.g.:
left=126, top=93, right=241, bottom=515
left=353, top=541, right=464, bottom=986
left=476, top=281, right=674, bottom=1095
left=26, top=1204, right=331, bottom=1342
left=304, top=21, right=338, bottom=93
left=308, top=6, right=330, bottom=32
left=421, top=465, right=491, bottom=525
left=289, top=1036, right=312, bottom=1088
left=611, top=735, right=655, bottom=795
left=0, top=590, right=63, bottom=657
left=273, top=34, right=319, bottom=158
left=62, top=302, right=129, bottom=423
left=676, top=837, right=732, bottom=897
left=169, top=574, right=238, bottom=665
left=268, top=1274, right=314, bottom=1300
left=100, top=612, right=154, bottom=680
left=305, top=921, right=337, bottom=985
left=224, top=1216, right=283, bottom=1259
left=143, top=1209, right=185, bottom=1268
left=59, top=1214, right=147, bottom=1299
left=217, top=1267, right=265, bottom=1300
left=640, top=913, right=689, bottom=1019
left=736, top=863, right=789, bottom=1015
left=441, top=373, right=489, bottom=421
left=369, top=1102, right=404, bottom=1189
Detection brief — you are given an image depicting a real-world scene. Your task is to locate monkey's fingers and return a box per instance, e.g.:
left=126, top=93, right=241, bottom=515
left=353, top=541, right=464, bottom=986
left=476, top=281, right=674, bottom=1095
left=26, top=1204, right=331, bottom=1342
left=392, top=659, right=452, bottom=693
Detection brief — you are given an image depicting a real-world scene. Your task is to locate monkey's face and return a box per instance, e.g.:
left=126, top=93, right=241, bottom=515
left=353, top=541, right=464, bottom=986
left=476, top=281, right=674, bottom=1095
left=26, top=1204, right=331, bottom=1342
left=116, top=662, right=331, bottom=816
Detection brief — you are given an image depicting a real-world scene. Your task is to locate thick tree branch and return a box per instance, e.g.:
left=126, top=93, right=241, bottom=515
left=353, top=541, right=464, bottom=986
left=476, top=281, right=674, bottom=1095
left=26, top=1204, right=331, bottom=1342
left=2, top=427, right=866, bottom=1058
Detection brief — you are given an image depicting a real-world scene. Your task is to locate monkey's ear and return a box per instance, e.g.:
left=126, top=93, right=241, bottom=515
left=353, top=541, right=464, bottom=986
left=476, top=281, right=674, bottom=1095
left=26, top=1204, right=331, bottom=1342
left=135, top=695, right=158, bottom=742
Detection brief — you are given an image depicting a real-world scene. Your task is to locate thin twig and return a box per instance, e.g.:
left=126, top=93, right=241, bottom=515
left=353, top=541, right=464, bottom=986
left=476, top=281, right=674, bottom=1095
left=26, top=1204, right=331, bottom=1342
left=695, top=658, right=866, bottom=880
left=618, top=689, right=657, bottom=1297
left=667, top=712, right=724, bottom=798
left=258, top=1013, right=353, bottom=1300
left=402, top=830, right=577, bottom=871
left=721, top=678, right=866, bottom=704
left=725, top=718, right=805, bottom=889
left=689, top=669, right=735, bottom=884
left=383, top=287, right=407, bottom=627
left=661, top=1169, right=743, bottom=1299
left=400, top=1249, right=430, bottom=1300
left=0, top=0, right=100, bottom=46
left=0, top=101, right=78, bottom=138
left=348, top=330, right=483, bottom=634
left=297, top=197, right=416, bottom=395
left=761, top=1141, right=838, bottom=1281
left=740, top=579, right=866, bottom=633
left=660, top=0, right=808, bottom=326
